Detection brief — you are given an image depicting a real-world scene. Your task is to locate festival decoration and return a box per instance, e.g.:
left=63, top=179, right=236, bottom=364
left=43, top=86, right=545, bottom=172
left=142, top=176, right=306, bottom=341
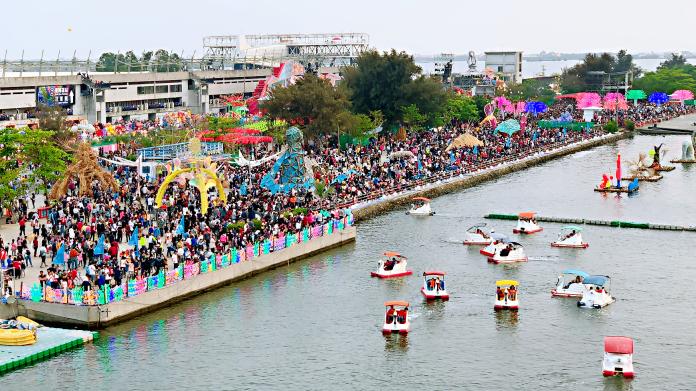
left=494, top=96, right=512, bottom=112
left=575, top=92, right=602, bottom=109
left=670, top=89, right=695, bottom=102
left=520, top=114, right=527, bottom=132
left=603, top=93, right=628, bottom=111
left=525, top=101, right=547, bottom=116
left=625, top=90, right=647, bottom=103
left=648, top=92, right=669, bottom=105
left=49, top=143, right=120, bottom=200
left=479, top=102, right=498, bottom=129
left=495, top=119, right=521, bottom=136
left=616, top=154, right=622, bottom=188
left=514, top=102, right=526, bottom=116
left=445, top=133, right=484, bottom=152
left=260, top=127, right=314, bottom=194
left=155, top=138, right=227, bottom=214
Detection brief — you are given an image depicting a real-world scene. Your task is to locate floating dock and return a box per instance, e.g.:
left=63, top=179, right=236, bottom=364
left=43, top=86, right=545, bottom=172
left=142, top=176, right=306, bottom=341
left=484, top=213, right=696, bottom=231
left=0, top=327, right=97, bottom=374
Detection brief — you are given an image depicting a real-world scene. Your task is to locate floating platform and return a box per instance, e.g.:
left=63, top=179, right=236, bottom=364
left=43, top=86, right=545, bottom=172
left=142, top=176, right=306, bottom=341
left=594, top=186, right=638, bottom=193
left=670, top=159, right=696, bottom=164
left=484, top=213, right=696, bottom=232
left=0, top=327, right=97, bottom=374
left=621, top=175, right=662, bottom=182
left=653, top=165, right=675, bottom=172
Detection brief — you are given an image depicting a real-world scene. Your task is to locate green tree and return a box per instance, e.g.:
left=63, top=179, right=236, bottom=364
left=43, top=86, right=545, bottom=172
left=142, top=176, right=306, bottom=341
left=658, top=53, right=688, bottom=70
left=35, top=105, right=74, bottom=146
left=560, top=50, right=639, bottom=93
left=261, top=73, right=353, bottom=140
left=506, top=79, right=556, bottom=102
left=401, top=104, right=426, bottom=130
left=442, top=94, right=479, bottom=123
left=0, top=128, right=69, bottom=204
left=632, top=67, right=696, bottom=94
left=342, top=50, right=446, bottom=126
left=96, top=52, right=116, bottom=72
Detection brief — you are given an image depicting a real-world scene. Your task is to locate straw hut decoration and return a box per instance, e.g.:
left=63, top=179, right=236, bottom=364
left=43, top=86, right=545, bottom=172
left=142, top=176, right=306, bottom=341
left=49, top=143, right=119, bottom=200
left=446, top=133, right=484, bottom=152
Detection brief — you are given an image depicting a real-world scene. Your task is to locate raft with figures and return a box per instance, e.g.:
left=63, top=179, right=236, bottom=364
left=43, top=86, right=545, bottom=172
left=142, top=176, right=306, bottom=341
left=620, top=175, right=662, bottom=182
left=670, top=159, right=696, bottom=163
left=652, top=165, right=675, bottom=172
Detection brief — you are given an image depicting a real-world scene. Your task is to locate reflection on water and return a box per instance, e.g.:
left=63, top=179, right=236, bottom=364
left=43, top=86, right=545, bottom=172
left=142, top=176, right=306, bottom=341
left=494, top=310, right=519, bottom=329
left=6, top=135, right=696, bottom=390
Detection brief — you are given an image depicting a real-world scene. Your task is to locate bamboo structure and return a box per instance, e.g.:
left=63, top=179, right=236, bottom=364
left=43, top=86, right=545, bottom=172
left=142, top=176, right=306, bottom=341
left=49, top=143, right=119, bottom=200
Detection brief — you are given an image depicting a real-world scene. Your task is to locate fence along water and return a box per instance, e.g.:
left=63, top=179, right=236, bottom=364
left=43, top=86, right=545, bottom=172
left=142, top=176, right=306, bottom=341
left=16, top=213, right=353, bottom=306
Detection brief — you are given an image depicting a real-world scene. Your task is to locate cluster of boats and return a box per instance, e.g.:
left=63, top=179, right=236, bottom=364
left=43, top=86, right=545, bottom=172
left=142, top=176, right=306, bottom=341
left=401, top=203, right=633, bottom=377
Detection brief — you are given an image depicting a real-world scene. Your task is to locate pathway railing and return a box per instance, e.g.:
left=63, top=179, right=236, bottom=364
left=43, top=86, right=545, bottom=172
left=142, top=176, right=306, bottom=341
left=15, top=212, right=353, bottom=306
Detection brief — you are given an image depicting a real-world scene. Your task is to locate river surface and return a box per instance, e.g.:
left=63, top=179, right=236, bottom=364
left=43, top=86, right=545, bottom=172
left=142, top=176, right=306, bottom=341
left=5, top=134, right=696, bottom=390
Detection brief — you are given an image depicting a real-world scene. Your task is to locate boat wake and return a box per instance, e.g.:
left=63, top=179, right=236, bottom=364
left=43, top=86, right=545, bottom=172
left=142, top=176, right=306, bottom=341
left=527, top=256, right=561, bottom=262
left=572, top=150, right=596, bottom=158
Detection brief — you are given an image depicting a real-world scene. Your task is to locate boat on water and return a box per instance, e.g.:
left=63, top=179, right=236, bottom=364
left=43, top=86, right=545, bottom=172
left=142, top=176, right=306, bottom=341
left=551, top=269, right=589, bottom=297
left=463, top=223, right=494, bottom=245
left=551, top=226, right=589, bottom=248
left=0, top=316, right=40, bottom=346
left=602, top=336, right=635, bottom=378
left=488, top=242, right=528, bottom=264
left=513, top=212, right=543, bottom=234
left=382, top=301, right=410, bottom=335
left=421, top=271, right=449, bottom=300
left=595, top=178, right=639, bottom=194
left=494, top=280, right=519, bottom=310
left=406, top=197, right=435, bottom=216
left=480, top=232, right=508, bottom=257
left=577, top=275, right=615, bottom=309
left=371, top=251, right=412, bottom=278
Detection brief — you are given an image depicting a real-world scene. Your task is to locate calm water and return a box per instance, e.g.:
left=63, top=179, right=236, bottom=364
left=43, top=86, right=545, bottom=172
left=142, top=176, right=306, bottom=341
left=5, top=134, right=696, bottom=390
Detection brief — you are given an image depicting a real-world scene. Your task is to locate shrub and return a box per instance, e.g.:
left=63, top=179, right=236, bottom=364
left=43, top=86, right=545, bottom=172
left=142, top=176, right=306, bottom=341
left=624, top=119, right=635, bottom=131
left=604, top=120, right=619, bottom=133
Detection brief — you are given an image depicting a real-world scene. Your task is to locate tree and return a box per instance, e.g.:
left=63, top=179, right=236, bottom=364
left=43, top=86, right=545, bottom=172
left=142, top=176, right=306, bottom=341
left=506, top=79, right=556, bottom=102
left=560, top=50, right=639, bottom=93
left=35, top=105, right=74, bottom=146
left=659, top=53, right=688, bottom=70
left=342, top=50, right=446, bottom=126
left=96, top=52, right=116, bottom=72
left=441, top=94, right=479, bottom=123
left=400, top=104, right=426, bottom=131
left=0, top=128, right=69, bottom=205
left=261, top=73, right=353, bottom=140
left=632, top=67, right=696, bottom=94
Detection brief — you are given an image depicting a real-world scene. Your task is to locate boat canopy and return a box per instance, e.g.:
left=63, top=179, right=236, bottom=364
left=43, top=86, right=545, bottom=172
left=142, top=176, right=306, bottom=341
left=466, top=223, right=487, bottom=231
left=604, top=336, right=634, bottom=354
left=496, top=280, right=519, bottom=287
left=490, top=232, right=508, bottom=241
left=561, top=225, right=583, bottom=232
left=509, top=242, right=524, bottom=247
left=384, top=301, right=409, bottom=307
left=518, top=212, right=536, bottom=219
left=412, top=197, right=430, bottom=202
left=423, top=270, right=446, bottom=276
left=583, top=275, right=610, bottom=286
left=383, top=251, right=406, bottom=259
left=561, top=269, right=590, bottom=278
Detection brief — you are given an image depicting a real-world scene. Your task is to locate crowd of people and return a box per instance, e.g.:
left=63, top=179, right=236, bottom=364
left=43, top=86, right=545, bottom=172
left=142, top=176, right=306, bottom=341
left=1, top=100, right=694, bottom=300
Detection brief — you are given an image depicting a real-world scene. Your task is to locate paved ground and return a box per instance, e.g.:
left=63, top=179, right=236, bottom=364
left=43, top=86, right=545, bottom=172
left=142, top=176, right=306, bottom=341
left=655, top=112, right=696, bottom=131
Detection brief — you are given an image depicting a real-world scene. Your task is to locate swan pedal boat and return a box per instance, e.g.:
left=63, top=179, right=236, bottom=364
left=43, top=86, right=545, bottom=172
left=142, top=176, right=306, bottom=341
left=494, top=280, right=519, bottom=310
left=479, top=233, right=509, bottom=257
left=371, top=251, right=412, bottom=278
left=382, top=301, right=410, bottom=335
left=488, top=242, right=528, bottom=264
left=602, top=336, right=635, bottom=378
left=463, top=223, right=494, bottom=245
left=513, top=212, right=543, bottom=234
left=406, top=197, right=435, bottom=216
left=421, top=271, right=449, bottom=300
left=551, top=226, right=589, bottom=248
left=577, top=275, right=615, bottom=309
left=551, top=269, right=589, bottom=297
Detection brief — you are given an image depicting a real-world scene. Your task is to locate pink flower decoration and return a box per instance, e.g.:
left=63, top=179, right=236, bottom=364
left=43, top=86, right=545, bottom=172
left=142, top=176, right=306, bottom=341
left=670, top=89, right=694, bottom=101
left=576, top=92, right=602, bottom=109
left=603, top=93, right=628, bottom=111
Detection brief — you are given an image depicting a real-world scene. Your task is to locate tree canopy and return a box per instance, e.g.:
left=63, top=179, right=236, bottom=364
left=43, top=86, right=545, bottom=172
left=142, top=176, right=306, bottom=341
left=96, top=50, right=184, bottom=72
left=658, top=53, right=688, bottom=70
left=261, top=73, right=354, bottom=139
left=505, top=79, right=556, bottom=103
left=0, top=129, right=69, bottom=205
left=560, top=50, right=640, bottom=93
left=342, top=50, right=447, bottom=128
left=633, top=66, right=696, bottom=94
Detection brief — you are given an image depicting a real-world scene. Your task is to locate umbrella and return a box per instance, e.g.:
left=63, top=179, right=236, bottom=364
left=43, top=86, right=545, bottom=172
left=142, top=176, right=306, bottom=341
left=388, top=150, right=416, bottom=159
left=525, top=101, right=548, bottom=116
left=445, top=133, right=484, bottom=151
left=495, top=119, right=521, bottom=136
left=648, top=92, right=669, bottom=105
left=671, top=90, right=695, bottom=101
left=576, top=92, right=602, bottom=109
left=625, top=90, right=647, bottom=103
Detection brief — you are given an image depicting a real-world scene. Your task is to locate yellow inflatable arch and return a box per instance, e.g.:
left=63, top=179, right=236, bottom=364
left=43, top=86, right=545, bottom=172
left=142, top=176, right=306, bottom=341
left=155, top=167, right=227, bottom=214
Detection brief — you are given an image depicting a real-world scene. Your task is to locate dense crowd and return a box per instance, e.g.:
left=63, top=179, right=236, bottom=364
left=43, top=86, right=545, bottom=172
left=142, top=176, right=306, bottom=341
left=1, top=100, right=694, bottom=297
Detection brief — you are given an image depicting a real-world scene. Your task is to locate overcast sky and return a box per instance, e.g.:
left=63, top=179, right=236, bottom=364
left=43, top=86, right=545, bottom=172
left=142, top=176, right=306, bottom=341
left=1, top=0, right=693, bottom=59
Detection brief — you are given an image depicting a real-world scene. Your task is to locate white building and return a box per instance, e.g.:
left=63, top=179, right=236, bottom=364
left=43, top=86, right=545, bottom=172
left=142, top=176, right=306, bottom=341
left=484, top=51, right=523, bottom=84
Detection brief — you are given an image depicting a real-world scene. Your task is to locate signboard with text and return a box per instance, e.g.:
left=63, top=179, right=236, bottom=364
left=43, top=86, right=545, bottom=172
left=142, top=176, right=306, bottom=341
left=36, top=85, right=75, bottom=107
